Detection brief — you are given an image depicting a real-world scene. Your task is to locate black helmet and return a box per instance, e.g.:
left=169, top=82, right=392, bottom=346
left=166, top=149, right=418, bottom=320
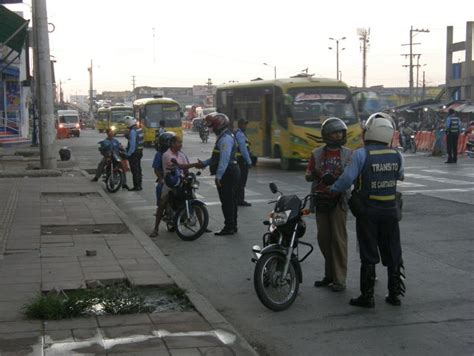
left=321, top=117, right=347, bottom=147
left=156, top=131, right=176, bottom=151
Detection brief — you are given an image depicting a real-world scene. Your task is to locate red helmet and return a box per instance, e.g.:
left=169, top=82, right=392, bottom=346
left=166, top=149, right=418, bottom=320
left=204, top=113, right=229, bottom=132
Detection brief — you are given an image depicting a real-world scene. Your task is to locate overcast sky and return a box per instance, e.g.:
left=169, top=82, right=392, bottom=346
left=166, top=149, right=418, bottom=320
left=6, top=0, right=474, bottom=96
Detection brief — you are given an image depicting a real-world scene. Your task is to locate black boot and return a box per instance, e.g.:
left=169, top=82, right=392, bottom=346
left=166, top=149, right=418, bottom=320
left=385, top=264, right=406, bottom=306
left=350, top=264, right=375, bottom=308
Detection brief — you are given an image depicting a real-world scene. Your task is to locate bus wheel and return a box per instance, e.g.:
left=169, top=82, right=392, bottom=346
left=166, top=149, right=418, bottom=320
left=280, top=157, right=296, bottom=170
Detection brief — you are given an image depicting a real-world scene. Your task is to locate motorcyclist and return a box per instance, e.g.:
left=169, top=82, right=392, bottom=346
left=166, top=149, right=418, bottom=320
left=91, top=128, right=128, bottom=189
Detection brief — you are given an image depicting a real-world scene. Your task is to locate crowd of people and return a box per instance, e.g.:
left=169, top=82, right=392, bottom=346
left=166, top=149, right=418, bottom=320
left=92, top=111, right=409, bottom=308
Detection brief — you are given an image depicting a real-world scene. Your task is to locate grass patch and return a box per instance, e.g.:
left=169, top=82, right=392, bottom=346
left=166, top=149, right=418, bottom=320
left=23, top=285, right=152, bottom=320
left=23, top=285, right=194, bottom=320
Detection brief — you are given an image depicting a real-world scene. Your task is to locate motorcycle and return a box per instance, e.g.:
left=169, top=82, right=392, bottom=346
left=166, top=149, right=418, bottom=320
left=199, top=125, right=209, bottom=143
left=162, top=162, right=209, bottom=241
left=251, top=182, right=314, bottom=311
left=102, top=150, right=126, bottom=193
left=466, top=134, right=474, bottom=158
left=403, top=133, right=417, bottom=153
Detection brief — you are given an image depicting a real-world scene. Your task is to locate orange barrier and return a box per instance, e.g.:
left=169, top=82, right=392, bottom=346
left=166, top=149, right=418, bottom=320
left=458, top=134, right=468, bottom=154
left=56, top=128, right=70, bottom=139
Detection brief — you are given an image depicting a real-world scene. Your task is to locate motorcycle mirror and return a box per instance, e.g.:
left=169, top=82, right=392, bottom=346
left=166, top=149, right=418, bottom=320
left=269, top=182, right=278, bottom=194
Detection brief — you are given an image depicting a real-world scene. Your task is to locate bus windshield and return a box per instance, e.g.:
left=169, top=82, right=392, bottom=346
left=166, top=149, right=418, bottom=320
left=98, top=112, right=108, bottom=122
left=145, top=104, right=181, bottom=128
left=111, top=110, right=133, bottom=123
left=59, top=115, right=78, bottom=124
left=287, top=87, right=357, bottom=128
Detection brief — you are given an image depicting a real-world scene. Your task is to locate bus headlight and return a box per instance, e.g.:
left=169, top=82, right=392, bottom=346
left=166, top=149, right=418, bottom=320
left=290, top=134, right=308, bottom=145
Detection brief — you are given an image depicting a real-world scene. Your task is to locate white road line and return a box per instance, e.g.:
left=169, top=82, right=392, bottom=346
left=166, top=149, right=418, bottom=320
left=397, top=181, right=425, bottom=187
left=403, top=186, right=474, bottom=194
left=404, top=173, right=474, bottom=185
left=421, top=169, right=474, bottom=178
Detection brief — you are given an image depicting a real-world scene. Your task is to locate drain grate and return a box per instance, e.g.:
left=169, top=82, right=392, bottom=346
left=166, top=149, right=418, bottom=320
left=41, top=223, right=129, bottom=235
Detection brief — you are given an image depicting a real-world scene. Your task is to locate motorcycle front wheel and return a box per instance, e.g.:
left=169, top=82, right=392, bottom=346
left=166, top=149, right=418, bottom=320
left=254, top=252, right=299, bottom=311
left=410, top=140, right=417, bottom=154
left=173, top=201, right=209, bottom=241
left=105, top=170, right=123, bottom=193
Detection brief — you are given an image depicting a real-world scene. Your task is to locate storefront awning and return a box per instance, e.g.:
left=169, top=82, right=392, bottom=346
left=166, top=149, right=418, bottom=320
left=0, top=5, right=29, bottom=54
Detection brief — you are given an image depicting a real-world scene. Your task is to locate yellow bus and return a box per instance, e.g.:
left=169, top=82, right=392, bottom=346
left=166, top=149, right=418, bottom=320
left=133, top=97, right=183, bottom=146
left=96, top=106, right=134, bottom=135
left=216, top=77, right=362, bottom=169
left=96, top=107, right=109, bottom=133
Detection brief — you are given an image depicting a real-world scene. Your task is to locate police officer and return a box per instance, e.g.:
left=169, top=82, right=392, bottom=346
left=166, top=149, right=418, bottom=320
left=196, top=113, right=240, bottom=235
left=330, top=112, right=406, bottom=308
left=125, top=116, right=144, bottom=191
left=235, top=118, right=253, bottom=207
left=444, top=108, right=461, bottom=163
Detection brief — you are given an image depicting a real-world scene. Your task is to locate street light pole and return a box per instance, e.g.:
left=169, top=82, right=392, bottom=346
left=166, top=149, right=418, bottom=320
left=329, top=37, right=346, bottom=81
left=32, top=0, right=56, bottom=169
left=263, top=62, right=277, bottom=80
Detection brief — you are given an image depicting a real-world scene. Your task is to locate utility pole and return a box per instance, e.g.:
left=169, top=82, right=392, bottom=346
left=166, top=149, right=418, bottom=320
left=131, top=75, right=136, bottom=91
left=358, top=28, right=370, bottom=88
left=421, top=71, right=426, bottom=101
left=88, top=60, right=94, bottom=122
left=401, top=26, right=429, bottom=102
left=32, top=0, right=56, bottom=169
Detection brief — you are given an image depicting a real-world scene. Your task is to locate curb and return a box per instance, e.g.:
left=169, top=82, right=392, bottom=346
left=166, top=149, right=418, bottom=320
left=78, top=169, right=258, bottom=355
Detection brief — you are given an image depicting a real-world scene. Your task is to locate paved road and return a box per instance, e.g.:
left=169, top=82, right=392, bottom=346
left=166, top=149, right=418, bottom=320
left=67, top=129, right=474, bottom=356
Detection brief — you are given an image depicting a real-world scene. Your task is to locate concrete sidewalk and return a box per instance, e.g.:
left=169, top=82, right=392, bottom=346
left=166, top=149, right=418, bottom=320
left=0, top=164, right=256, bottom=355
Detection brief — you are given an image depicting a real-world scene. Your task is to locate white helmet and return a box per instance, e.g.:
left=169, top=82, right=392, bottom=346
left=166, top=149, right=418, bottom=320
left=364, top=112, right=395, bottom=145
left=124, top=116, right=136, bottom=128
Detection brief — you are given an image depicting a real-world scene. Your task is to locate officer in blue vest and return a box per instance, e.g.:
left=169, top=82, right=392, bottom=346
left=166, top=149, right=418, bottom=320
left=125, top=116, right=144, bottom=191
left=444, top=108, right=461, bottom=163
left=196, top=113, right=241, bottom=235
left=235, top=118, right=253, bottom=206
left=330, top=112, right=406, bottom=308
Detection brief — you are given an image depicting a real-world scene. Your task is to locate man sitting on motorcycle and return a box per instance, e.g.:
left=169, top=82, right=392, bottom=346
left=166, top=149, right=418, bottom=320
left=91, top=128, right=127, bottom=188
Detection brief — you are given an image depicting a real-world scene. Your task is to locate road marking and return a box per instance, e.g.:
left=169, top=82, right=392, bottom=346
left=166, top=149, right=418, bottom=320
left=403, top=186, right=474, bottom=194
left=397, top=181, right=425, bottom=187
left=422, top=169, right=474, bottom=177
left=404, top=173, right=474, bottom=185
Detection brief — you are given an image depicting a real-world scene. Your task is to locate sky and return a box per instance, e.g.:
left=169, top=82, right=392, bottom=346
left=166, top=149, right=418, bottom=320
left=6, top=0, right=474, bottom=97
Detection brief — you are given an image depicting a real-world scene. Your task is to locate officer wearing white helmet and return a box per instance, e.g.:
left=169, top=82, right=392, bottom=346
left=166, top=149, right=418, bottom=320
left=330, top=112, right=406, bottom=308
left=124, top=116, right=144, bottom=191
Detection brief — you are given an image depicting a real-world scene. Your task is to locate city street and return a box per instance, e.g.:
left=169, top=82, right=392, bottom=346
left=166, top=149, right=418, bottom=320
left=68, top=129, right=473, bottom=355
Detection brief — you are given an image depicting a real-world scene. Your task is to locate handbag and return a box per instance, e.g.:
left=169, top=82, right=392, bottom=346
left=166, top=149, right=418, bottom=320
left=348, top=190, right=368, bottom=218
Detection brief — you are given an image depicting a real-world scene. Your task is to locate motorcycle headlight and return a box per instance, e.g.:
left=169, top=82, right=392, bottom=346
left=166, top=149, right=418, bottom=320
left=191, top=181, right=199, bottom=189
left=269, top=210, right=290, bottom=226
left=111, top=125, right=116, bottom=131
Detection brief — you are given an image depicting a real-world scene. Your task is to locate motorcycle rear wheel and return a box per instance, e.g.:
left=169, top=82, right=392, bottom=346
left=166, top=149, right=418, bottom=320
left=173, top=201, right=209, bottom=241
left=105, top=170, right=123, bottom=193
left=254, top=252, right=299, bottom=311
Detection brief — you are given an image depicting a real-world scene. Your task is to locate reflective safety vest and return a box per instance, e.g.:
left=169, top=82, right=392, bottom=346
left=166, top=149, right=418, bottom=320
left=235, top=129, right=251, bottom=165
left=447, top=116, right=461, bottom=134
left=210, top=129, right=237, bottom=176
left=358, top=145, right=401, bottom=206
left=134, top=127, right=144, bottom=150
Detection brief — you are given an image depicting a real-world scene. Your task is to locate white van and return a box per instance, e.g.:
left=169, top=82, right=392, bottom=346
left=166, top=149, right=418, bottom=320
left=57, top=110, right=81, bottom=137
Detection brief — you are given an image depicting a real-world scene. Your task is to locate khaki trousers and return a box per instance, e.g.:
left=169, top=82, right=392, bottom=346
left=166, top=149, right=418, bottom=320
left=315, top=203, right=348, bottom=285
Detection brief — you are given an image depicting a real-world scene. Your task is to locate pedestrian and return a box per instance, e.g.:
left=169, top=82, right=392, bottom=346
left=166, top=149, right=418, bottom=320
left=195, top=113, right=240, bottom=235
left=235, top=118, right=253, bottom=207
left=125, top=116, right=144, bottom=191
left=444, top=108, right=461, bottom=163
left=91, top=128, right=128, bottom=189
left=330, top=112, right=406, bottom=308
left=305, top=117, right=352, bottom=292
left=149, top=131, right=175, bottom=237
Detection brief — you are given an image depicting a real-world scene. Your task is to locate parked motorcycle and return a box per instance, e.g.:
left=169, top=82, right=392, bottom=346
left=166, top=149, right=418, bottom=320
left=466, top=135, right=474, bottom=158
left=102, top=150, right=126, bottom=193
left=163, top=162, right=209, bottom=241
left=199, top=125, right=209, bottom=143
left=251, top=182, right=314, bottom=311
